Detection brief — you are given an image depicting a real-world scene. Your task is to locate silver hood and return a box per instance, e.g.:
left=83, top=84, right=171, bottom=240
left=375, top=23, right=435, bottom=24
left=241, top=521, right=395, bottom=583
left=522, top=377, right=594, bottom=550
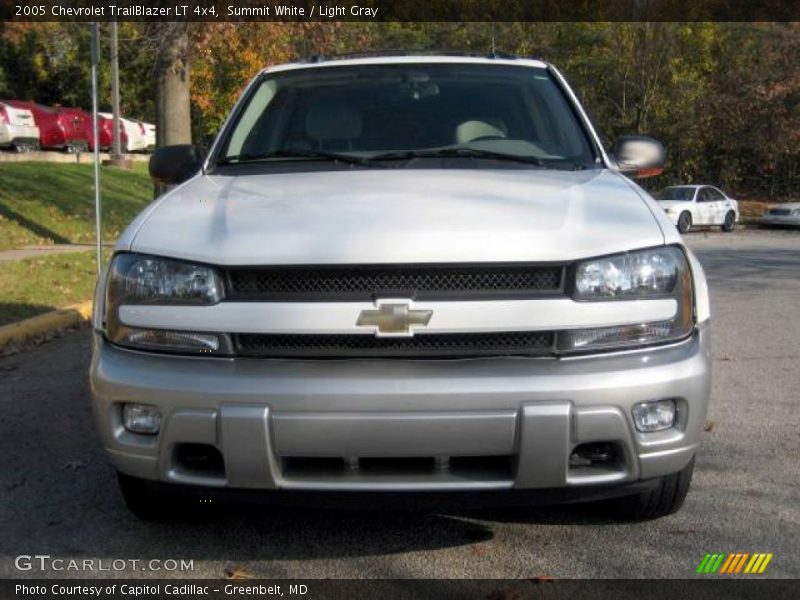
left=123, top=168, right=666, bottom=265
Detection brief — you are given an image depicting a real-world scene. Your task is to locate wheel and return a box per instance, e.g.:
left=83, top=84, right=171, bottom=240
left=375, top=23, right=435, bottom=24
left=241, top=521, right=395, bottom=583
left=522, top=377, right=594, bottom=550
left=677, top=211, right=692, bottom=234
left=117, top=472, right=202, bottom=521
left=722, top=211, right=736, bottom=232
left=608, top=456, right=695, bottom=520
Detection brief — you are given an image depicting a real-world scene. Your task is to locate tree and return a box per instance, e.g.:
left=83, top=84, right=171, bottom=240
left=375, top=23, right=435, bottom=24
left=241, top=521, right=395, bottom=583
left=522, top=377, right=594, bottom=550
left=153, top=23, right=192, bottom=147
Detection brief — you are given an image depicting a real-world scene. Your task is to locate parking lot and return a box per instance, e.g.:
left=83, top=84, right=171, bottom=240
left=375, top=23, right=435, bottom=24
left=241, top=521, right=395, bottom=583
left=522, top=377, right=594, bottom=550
left=0, top=229, right=798, bottom=579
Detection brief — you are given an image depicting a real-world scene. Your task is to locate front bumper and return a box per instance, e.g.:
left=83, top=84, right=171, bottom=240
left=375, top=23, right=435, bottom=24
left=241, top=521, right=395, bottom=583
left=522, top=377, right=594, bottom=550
left=90, top=324, right=711, bottom=494
left=759, top=216, right=800, bottom=228
left=662, top=211, right=680, bottom=227
left=0, top=124, right=39, bottom=146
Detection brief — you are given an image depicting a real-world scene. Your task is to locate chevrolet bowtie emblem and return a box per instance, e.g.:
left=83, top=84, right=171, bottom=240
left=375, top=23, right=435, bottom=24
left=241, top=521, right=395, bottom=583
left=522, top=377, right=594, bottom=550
left=356, top=303, right=433, bottom=337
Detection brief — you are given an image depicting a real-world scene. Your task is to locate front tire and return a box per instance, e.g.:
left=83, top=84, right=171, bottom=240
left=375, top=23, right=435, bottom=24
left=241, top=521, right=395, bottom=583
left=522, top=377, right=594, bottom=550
left=677, top=211, right=692, bottom=234
left=608, top=456, right=695, bottom=520
left=722, top=211, right=736, bottom=232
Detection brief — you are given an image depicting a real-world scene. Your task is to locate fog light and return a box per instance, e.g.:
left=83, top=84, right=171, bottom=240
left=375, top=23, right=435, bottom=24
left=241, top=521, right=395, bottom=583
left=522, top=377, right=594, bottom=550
left=632, top=399, right=676, bottom=432
left=122, top=403, right=161, bottom=434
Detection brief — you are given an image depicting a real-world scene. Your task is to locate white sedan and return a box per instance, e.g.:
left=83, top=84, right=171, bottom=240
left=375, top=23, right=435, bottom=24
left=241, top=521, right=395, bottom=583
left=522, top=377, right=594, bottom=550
left=655, top=185, right=739, bottom=233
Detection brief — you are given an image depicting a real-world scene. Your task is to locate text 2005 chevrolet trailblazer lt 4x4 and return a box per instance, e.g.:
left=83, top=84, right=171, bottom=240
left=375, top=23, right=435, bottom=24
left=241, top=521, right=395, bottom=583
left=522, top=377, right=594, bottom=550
left=90, top=54, right=711, bottom=520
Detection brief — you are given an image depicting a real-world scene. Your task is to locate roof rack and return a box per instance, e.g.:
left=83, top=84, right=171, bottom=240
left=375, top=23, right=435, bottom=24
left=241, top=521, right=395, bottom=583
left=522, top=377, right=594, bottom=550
left=304, top=49, right=519, bottom=63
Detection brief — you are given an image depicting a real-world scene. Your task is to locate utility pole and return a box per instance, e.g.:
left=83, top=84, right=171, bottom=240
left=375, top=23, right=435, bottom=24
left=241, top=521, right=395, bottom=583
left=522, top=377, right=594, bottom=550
left=90, top=22, right=102, bottom=274
left=105, top=20, right=131, bottom=169
left=110, top=20, right=122, bottom=159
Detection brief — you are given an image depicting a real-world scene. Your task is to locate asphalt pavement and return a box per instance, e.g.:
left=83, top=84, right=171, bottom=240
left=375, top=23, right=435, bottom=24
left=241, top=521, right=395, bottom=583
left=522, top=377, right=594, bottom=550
left=1, top=228, right=798, bottom=579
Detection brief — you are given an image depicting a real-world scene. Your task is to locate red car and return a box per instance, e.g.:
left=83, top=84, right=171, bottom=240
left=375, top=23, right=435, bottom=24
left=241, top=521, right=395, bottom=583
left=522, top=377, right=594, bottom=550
left=8, top=101, right=89, bottom=152
left=85, top=111, right=128, bottom=152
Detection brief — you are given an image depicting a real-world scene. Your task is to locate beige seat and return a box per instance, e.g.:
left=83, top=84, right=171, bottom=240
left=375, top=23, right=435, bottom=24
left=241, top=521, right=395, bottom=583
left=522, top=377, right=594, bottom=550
left=455, top=119, right=507, bottom=144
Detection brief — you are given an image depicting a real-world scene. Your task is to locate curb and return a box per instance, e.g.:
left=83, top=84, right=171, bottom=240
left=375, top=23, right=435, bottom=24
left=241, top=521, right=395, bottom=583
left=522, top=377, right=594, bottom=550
left=0, top=300, right=93, bottom=351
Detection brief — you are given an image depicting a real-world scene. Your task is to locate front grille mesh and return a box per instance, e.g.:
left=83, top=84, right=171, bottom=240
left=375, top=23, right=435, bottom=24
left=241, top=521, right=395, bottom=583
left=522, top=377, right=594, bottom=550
left=227, top=264, right=563, bottom=300
left=235, top=331, right=555, bottom=358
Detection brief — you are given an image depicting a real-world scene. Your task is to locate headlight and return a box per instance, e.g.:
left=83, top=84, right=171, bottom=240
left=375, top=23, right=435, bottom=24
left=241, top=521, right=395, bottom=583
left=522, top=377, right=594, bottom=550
left=105, top=253, right=231, bottom=354
left=574, top=246, right=683, bottom=299
left=792, top=209, right=800, bottom=217
left=107, top=253, right=223, bottom=305
left=559, top=246, right=694, bottom=353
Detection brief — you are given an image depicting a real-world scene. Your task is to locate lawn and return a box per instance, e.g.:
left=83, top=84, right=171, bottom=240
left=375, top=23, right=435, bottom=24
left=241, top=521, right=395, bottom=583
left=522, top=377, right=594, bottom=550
left=0, top=161, right=153, bottom=252
left=0, top=250, right=108, bottom=326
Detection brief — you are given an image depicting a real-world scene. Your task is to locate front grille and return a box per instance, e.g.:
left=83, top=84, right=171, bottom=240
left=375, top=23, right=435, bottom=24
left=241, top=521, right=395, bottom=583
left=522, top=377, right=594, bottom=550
left=226, top=264, right=563, bottom=301
left=768, top=208, right=791, bottom=216
left=235, top=331, right=555, bottom=358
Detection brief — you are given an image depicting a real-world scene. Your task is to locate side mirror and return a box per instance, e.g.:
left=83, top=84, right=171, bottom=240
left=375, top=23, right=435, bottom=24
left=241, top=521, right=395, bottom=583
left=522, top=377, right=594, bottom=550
left=149, top=145, right=204, bottom=185
left=611, top=136, right=665, bottom=179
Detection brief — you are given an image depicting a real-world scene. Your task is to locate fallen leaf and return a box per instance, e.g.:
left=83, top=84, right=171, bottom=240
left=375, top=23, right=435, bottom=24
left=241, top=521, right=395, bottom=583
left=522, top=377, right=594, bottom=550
left=223, top=566, right=254, bottom=580
left=471, top=544, right=488, bottom=556
left=703, top=420, right=715, bottom=432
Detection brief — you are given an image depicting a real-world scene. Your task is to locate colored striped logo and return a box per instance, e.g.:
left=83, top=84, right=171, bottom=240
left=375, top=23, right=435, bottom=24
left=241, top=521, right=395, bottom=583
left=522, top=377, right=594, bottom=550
left=696, top=553, right=773, bottom=574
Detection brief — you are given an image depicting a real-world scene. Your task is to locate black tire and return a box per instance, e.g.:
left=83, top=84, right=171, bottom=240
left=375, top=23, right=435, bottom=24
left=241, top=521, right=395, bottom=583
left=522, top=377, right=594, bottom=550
left=722, top=211, right=736, bottom=232
left=677, top=211, right=692, bottom=234
left=117, top=472, right=199, bottom=521
left=608, top=456, right=695, bottom=520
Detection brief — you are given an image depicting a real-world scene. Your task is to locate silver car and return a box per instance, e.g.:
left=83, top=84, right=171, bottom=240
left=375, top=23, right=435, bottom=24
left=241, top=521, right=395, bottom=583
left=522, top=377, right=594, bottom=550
left=90, top=55, right=711, bottom=520
left=759, top=203, right=800, bottom=228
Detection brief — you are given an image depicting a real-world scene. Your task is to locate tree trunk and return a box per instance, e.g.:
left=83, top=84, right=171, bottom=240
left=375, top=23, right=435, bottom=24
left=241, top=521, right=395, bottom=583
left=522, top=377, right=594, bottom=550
left=156, top=23, right=191, bottom=146
left=154, top=23, right=191, bottom=196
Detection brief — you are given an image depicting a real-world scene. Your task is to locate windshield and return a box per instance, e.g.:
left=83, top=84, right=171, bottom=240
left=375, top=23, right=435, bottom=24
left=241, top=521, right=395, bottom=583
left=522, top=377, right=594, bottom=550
left=655, top=187, right=695, bottom=201
left=216, top=63, right=596, bottom=169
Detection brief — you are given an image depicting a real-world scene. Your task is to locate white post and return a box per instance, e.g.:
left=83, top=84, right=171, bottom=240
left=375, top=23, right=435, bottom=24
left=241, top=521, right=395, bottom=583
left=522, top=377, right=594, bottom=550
left=90, top=22, right=102, bottom=274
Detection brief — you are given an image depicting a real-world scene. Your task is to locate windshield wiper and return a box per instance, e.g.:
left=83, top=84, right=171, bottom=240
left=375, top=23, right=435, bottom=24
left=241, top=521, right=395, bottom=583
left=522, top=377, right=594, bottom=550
left=367, top=148, right=546, bottom=166
left=218, top=149, right=370, bottom=167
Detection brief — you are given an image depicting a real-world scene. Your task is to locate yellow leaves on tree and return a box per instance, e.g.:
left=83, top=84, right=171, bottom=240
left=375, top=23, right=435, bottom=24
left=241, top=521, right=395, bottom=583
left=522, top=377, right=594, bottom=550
left=189, top=23, right=376, bottom=139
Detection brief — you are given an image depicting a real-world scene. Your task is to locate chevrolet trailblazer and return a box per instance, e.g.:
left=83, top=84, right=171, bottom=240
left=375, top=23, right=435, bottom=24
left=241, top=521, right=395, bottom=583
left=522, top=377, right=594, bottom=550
left=90, top=54, right=711, bottom=520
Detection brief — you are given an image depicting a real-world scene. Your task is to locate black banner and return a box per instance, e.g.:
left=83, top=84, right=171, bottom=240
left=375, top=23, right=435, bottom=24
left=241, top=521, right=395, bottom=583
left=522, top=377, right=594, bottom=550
left=2, top=579, right=799, bottom=600
left=2, top=0, right=800, bottom=22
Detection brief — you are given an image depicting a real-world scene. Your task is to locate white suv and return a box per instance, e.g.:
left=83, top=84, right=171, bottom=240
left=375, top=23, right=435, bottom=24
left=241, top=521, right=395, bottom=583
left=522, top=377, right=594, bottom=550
left=91, top=54, right=711, bottom=520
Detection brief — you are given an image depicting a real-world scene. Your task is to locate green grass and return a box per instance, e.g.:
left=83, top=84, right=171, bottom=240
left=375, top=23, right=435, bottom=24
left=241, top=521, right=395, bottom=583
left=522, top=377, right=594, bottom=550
left=0, top=161, right=153, bottom=252
left=0, top=251, right=107, bottom=326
